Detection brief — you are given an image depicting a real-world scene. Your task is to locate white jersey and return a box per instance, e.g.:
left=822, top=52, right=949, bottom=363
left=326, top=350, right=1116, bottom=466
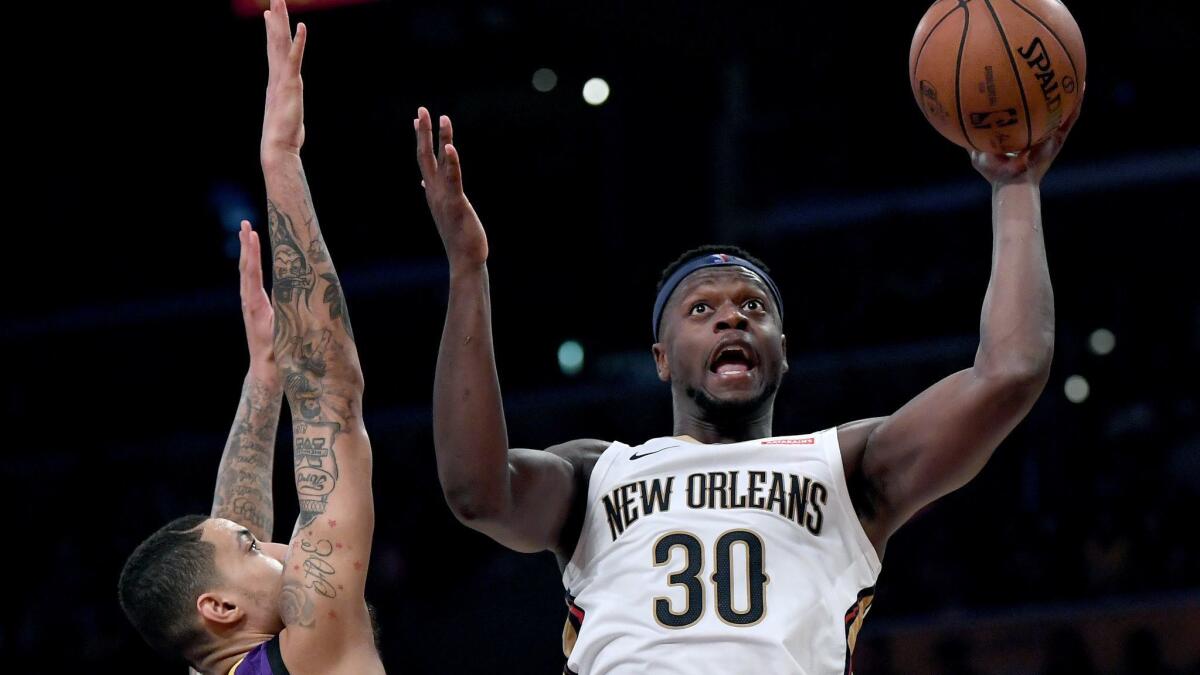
left=561, top=428, right=881, bottom=675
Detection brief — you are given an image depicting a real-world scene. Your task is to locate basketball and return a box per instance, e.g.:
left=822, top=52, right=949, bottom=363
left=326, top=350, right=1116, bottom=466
left=909, top=0, right=1086, bottom=154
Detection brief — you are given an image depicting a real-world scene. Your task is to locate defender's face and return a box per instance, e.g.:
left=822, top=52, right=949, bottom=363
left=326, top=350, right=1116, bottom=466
left=653, top=267, right=787, bottom=408
left=201, top=518, right=289, bottom=632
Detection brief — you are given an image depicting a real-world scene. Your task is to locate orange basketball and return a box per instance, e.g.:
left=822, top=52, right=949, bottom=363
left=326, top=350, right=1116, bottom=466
left=909, top=0, right=1086, bottom=154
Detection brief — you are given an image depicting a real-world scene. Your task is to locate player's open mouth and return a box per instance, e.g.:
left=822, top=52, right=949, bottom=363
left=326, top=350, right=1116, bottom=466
left=708, top=342, right=758, bottom=376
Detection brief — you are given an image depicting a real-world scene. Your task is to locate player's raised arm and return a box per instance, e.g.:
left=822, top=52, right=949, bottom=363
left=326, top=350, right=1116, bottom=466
left=257, top=2, right=380, bottom=672
left=209, top=225, right=284, bottom=543
left=847, top=96, right=1083, bottom=549
left=416, top=108, right=603, bottom=555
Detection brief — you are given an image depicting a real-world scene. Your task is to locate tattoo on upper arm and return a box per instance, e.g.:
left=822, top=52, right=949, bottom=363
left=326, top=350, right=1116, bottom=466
left=294, top=421, right=340, bottom=527
left=299, top=537, right=338, bottom=598
left=280, top=580, right=316, bottom=628
left=278, top=537, right=340, bottom=630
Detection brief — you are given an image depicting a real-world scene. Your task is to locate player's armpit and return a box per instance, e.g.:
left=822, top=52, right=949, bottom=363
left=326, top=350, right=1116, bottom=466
left=452, top=439, right=608, bottom=555
left=856, top=365, right=1046, bottom=547
left=277, top=427, right=381, bottom=673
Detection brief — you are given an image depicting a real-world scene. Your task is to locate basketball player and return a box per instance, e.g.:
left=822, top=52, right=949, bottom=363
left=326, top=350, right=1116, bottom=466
left=119, top=2, right=383, bottom=672
left=417, top=86, right=1081, bottom=672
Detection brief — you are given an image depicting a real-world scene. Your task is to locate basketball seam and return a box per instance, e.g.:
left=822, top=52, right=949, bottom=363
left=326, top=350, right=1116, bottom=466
left=911, top=2, right=969, bottom=90
left=981, top=0, right=1034, bottom=150
left=954, top=4, right=980, bottom=151
left=1004, top=0, right=1081, bottom=88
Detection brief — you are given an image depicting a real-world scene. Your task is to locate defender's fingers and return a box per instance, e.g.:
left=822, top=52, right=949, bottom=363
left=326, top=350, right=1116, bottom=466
left=415, top=107, right=438, bottom=178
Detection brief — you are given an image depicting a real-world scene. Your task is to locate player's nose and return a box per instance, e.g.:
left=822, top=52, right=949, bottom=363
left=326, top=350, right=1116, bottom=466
left=714, top=301, right=749, bottom=332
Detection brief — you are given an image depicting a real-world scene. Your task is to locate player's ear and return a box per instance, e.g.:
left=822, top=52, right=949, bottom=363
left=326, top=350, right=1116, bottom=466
left=652, top=343, right=670, bottom=382
left=781, top=334, right=789, bottom=375
left=198, top=591, right=243, bottom=627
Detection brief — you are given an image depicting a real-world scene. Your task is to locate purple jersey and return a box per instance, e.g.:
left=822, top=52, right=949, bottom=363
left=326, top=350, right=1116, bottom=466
left=231, top=635, right=290, bottom=675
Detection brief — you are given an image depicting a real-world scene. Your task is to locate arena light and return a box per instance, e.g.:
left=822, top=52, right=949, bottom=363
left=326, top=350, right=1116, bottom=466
left=582, top=78, right=610, bottom=106
left=232, top=0, right=378, bottom=17
left=532, top=68, right=558, bottom=93
left=1064, top=375, right=1090, bottom=404
left=558, top=340, right=584, bottom=376
left=1088, top=328, right=1116, bottom=356
left=210, top=182, right=256, bottom=259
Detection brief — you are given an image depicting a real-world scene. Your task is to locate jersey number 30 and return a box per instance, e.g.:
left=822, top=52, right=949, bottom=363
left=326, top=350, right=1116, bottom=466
left=653, top=530, right=768, bottom=628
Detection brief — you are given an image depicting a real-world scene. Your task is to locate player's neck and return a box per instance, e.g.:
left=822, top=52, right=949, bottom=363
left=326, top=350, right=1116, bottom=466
left=673, top=410, right=773, bottom=445
left=196, top=631, right=275, bottom=675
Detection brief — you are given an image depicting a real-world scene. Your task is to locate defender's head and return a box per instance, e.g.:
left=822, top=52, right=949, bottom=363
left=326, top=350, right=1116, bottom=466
left=651, top=245, right=788, bottom=422
left=118, top=515, right=289, bottom=666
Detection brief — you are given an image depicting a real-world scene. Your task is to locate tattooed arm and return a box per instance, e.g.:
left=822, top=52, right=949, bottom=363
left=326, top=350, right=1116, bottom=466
left=210, top=228, right=283, bottom=542
left=256, top=2, right=380, bottom=672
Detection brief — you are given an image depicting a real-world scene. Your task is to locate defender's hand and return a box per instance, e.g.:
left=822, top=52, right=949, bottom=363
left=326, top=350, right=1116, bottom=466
left=261, top=0, right=307, bottom=163
left=239, top=221, right=278, bottom=386
left=415, top=107, right=488, bottom=271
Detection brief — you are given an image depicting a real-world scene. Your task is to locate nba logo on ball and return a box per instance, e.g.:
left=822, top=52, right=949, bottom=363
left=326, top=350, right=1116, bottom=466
left=909, top=0, right=1086, bottom=153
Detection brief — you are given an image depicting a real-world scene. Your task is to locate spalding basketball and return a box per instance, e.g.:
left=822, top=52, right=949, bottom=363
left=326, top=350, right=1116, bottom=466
left=910, top=0, right=1086, bottom=153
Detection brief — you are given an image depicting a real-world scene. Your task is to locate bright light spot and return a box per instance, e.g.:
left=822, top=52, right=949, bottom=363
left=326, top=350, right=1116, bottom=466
left=558, top=340, right=584, bottom=376
left=582, top=77, right=610, bottom=105
left=1064, top=375, right=1090, bottom=403
left=1088, top=328, right=1116, bottom=356
left=532, top=68, right=558, bottom=92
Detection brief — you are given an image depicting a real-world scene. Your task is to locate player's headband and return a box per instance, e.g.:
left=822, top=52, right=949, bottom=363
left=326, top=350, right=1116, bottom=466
left=652, top=253, right=783, bottom=342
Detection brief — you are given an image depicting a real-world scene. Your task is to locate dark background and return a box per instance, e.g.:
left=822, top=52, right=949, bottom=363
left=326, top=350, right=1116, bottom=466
left=6, top=0, right=1198, bottom=672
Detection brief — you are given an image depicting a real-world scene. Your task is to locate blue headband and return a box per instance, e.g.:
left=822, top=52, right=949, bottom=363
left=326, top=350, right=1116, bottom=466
left=652, top=253, right=784, bottom=341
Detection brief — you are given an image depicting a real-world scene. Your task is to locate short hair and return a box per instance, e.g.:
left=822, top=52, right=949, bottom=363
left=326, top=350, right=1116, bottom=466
left=656, top=244, right=772, bottom=295
left=118, top=514, right=218, bottom=661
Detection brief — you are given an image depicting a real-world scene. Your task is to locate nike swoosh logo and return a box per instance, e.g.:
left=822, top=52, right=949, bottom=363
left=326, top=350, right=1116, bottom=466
left=629, top=445, right=679, bottom=461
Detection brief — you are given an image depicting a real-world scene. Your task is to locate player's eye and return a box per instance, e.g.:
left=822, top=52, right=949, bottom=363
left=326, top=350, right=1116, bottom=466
left=690, top=303, right=710, bottom=315
left=743, top=299, right=764, bottom=312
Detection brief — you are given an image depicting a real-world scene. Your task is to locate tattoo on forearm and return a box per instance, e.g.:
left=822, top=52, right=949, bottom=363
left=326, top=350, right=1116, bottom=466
left=299, top=165, right=316, bottom=209
left=294, top=421, right=340, bottom=527
left=292, top=329, right=332, bottom=377
left=266, top=182, right=364, bottom=526
left=284, top=367, right=323, bottom=420
left=267, top=198, right=354, bottom=345
left=269, top=199, right=314, bottom=355
left=269, top=199, right=315, bottom=308
left=308, top=237, right=328, bottom=263
left=213, top=377, right=280, bottom=538
left=321, top=272, right=355, bottom=342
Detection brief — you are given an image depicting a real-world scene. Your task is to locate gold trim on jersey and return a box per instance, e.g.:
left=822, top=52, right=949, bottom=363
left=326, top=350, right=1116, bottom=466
left=562, top=618, right=578, bottom=657
left=563, top=593, right=585, bottom=659
left=843, top=586, right=876, bottom=674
